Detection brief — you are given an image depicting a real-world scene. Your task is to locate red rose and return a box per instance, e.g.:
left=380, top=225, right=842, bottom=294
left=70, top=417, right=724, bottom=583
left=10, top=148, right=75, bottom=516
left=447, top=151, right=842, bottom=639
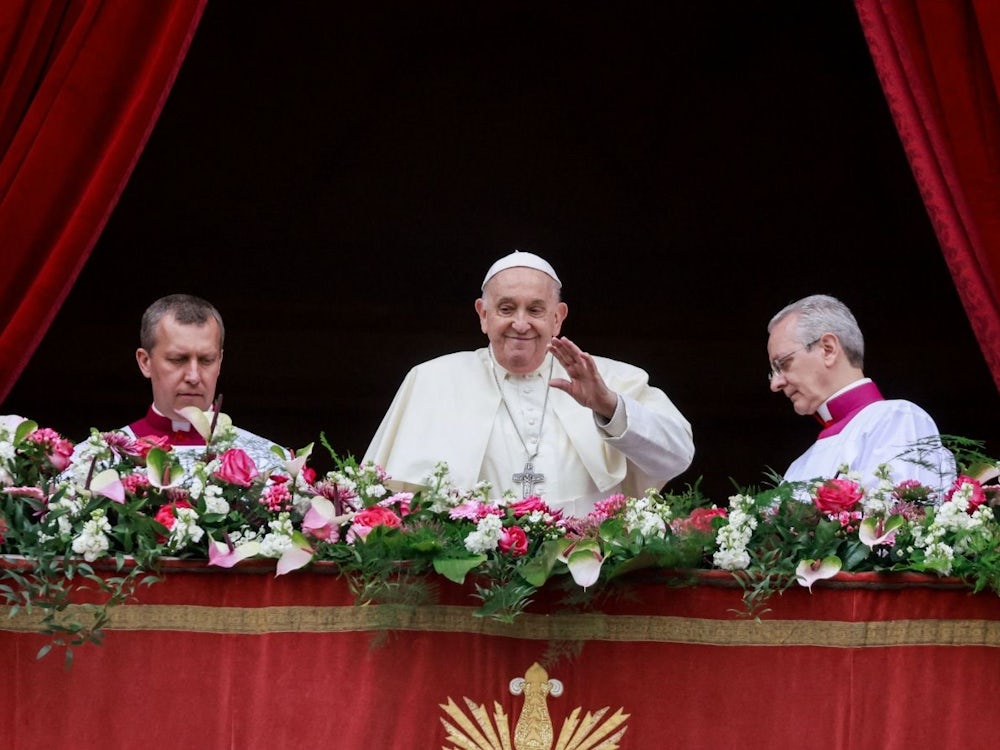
left=813, top=478, right=863, bottom=514
left=499, top=526, right=529, bottom=557
left=154, top=499, right=193, bottom=541
left=671, top=506, right=728, bottom=535
left=136, top=435, right=171, bottom=458
left=212, top=448, right=259, bottom=487
left=945, top=475, right=988, bottom=513
left=354, top=506, right=402, bottom=530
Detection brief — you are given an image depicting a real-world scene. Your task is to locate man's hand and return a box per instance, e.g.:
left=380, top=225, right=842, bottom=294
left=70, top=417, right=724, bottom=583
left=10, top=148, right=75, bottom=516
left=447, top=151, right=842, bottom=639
left=548, top=336, right=618, bottom=420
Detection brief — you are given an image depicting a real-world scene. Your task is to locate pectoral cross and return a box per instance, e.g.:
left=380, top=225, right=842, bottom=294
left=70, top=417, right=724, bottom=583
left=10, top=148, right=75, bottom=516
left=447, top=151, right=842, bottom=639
left=513, top=461, right=544, bottom=497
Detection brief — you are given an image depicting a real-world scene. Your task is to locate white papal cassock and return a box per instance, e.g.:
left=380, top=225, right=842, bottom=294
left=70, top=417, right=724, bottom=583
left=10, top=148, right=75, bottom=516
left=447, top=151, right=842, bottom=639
left=364, top=348, right=694, bottom=517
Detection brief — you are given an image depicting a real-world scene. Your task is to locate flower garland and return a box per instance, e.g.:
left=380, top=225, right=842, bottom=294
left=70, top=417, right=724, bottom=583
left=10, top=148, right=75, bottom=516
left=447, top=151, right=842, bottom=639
left=2, top=412, right=999, bottom=660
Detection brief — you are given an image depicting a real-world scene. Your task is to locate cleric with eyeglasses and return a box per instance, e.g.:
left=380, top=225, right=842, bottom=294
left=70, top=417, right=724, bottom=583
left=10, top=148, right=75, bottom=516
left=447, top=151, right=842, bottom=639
left=766, top=294, right=955, bottom=494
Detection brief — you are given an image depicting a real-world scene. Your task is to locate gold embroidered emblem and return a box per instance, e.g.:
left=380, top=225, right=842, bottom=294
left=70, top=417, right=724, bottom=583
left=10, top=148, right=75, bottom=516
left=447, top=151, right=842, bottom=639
left=439, top=662, right=629, bottom=749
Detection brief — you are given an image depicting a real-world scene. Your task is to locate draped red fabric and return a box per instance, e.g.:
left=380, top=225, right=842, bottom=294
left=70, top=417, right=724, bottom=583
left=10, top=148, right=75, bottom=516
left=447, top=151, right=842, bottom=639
left=854, top=0, right=1000, bottom=392
left=0, top=0, right=206, bottom=405
left=3, top=567, right=1000, bottom=749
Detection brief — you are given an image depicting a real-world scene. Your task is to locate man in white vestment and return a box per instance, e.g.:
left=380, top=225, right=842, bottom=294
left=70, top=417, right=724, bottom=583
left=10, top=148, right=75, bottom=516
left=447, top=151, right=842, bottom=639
left=767, top=294, right=955, bottom=493
left=363, top=250, right=695, bottom=517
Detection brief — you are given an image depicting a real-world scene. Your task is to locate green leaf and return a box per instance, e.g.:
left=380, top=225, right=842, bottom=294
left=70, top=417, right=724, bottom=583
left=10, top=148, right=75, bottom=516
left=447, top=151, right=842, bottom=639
left=14, top=419, right=39, bottom=444
left=432, top=554, right=486, bottom=584
left=517, top=539, right=568, bottom=587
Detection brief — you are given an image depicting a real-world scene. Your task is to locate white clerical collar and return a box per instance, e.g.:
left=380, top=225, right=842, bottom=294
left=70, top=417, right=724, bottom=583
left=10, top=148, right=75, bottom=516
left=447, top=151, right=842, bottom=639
left=816, top=377, right=872, bottom=422
left=489, top=349, right=553, bottom=381
left=152, top=404, right=192, bottom=433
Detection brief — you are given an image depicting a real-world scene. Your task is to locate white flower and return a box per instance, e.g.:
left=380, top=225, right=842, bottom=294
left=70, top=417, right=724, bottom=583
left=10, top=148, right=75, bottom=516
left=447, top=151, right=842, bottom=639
left=259, top=513, right=295, bottom=557
left=71, top=510, right=113, bottom=562
left=712, top=494, right=758, bottom=571
left=464, top=514, right=503, bottom=554
left=203, top=484, right=229, bottom=515
left=167, top=507, right=205, bottom=551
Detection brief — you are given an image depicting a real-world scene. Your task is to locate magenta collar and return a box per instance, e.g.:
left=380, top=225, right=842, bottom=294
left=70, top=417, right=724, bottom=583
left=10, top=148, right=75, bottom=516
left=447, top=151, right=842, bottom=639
left=816, top=381, right=884, bottom=439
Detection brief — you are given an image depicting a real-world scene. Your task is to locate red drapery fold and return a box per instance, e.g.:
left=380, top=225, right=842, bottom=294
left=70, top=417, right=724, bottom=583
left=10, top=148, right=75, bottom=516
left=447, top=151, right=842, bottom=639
left=0, top=0, right=206, bottom=405
left=855, top=0, right=1000, bottom=392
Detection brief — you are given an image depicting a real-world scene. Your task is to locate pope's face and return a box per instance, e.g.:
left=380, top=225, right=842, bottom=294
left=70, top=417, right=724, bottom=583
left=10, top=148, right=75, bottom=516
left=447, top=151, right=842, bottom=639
left=766, top=314, right=828, bottom=416
left=136, top=314, right=223, bottom=421
left=476, top=267, right=567, bottom=374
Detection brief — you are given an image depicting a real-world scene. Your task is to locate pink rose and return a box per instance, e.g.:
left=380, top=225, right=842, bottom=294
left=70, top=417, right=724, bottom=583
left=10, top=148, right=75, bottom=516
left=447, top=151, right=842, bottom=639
left=499, top=526, right=529, bottom=557
left=212, top=448, right=259, bottom=487
left=813, top=478, right=863, bottom=514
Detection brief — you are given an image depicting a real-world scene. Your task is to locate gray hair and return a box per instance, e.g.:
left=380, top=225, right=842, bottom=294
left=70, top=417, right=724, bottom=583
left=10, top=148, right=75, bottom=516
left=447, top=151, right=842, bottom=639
left=140, top=294, right=225, bottom=352
left=768, top=294, right=864, bottom=368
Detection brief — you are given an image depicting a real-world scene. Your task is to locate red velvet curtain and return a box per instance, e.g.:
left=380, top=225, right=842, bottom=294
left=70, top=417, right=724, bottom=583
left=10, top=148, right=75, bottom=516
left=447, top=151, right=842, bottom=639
left=855, top=0, right=1000, bottom=392
left=0, top=0, right=206, bottom=405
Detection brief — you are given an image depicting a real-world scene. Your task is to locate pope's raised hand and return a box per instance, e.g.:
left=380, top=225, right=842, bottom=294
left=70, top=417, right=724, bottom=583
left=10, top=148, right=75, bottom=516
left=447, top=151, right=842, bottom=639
left=547, top=336, right=618, bottom=420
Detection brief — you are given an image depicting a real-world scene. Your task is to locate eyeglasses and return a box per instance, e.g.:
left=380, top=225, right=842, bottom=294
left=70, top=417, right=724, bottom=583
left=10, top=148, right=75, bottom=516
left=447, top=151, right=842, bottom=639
left=767, top=337, right=821, bottom=382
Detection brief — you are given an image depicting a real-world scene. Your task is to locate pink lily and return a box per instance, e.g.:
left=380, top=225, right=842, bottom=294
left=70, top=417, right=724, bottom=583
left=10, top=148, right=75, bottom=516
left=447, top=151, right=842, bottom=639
left=91, top=468, right=125, bottom=504
left=207, top=537, right=261, bottom=568
left=859, top=515, right=904, bottom=548
left=302, top=496, right=354, bottom=541
left=275, top=533, right=314, bottom=575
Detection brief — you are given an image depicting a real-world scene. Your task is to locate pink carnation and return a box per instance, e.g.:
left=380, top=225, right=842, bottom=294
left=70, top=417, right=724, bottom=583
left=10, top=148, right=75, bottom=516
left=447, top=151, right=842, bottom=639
left=380, top=492, right=415, bottom=517
left=26, top=427, right=74, bottom=472
left=347, top=506, right=402, bottom=543
left=122, top=473, right=151, bottom=497
left=509, top=495, right=549, bottom=517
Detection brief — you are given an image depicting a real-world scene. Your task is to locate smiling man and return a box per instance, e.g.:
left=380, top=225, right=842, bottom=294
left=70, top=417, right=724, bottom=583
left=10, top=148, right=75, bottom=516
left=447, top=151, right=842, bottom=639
left=766, top=294, right=955, bottom=492
left=364, top=250, right=694, bottom=516
left=124, top=294, right=279, bottom=467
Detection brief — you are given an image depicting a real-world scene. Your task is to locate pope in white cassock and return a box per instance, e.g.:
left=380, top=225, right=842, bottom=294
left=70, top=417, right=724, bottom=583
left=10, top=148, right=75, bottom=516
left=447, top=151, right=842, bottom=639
left=363, top=250, right=695, bottom=517
left=766, top=294, right=956, bottom=494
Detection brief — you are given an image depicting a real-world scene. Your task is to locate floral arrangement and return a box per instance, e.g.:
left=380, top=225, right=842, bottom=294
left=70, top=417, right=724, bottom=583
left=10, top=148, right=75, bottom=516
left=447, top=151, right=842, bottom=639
left=2, top=411, right=1000, bottom=661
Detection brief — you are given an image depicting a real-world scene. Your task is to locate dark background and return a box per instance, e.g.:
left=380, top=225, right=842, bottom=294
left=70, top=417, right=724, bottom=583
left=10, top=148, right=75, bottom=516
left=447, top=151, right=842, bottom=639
left=5, top=1, right=998, bottom=499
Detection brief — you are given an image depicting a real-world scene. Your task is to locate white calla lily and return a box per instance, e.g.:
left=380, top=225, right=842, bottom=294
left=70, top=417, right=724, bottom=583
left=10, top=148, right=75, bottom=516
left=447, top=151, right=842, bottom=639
left=795, top=556, right=842, bottom=592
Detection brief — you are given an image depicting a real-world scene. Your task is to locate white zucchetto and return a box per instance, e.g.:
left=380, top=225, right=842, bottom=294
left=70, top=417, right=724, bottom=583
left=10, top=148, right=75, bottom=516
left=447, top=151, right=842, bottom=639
left=481, top=250, right=562, bottom=290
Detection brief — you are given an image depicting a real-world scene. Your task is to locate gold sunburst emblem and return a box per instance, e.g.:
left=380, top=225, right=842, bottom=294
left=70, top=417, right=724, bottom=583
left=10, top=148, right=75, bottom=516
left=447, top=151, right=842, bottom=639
left=439, top=662, right=629, bottom=749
